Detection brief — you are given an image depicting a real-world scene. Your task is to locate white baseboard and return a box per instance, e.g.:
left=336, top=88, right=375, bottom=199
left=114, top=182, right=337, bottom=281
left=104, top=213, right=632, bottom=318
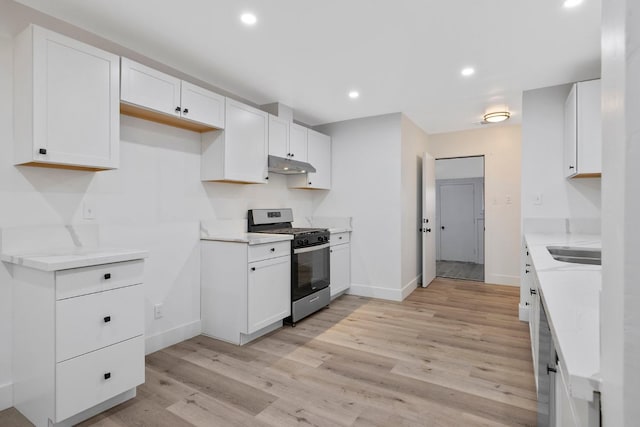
left=485, top=273, right=520, bottom=286
left=348, top=283, right=403, bottom=302
left=145, top=320, right=201, bottom=355
left=0, top=382, right=12, bottom=411
left=401, top=276, right=420, bottom=300
left=519, top=303, right=530, bottom=322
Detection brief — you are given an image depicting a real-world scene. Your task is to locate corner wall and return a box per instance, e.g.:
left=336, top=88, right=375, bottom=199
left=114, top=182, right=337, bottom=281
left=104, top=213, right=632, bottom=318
left=427, top=125, right=522, bottom=286
left=314, top=114, right=403, bottom=300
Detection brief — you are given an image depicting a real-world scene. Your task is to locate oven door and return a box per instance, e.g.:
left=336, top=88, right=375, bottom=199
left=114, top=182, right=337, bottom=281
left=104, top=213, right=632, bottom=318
left=292, top=243, right=330, bottom=301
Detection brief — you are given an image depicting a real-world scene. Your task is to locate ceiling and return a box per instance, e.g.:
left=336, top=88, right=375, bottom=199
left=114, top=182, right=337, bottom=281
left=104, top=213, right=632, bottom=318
left=11, top=0, right=601, bottom=134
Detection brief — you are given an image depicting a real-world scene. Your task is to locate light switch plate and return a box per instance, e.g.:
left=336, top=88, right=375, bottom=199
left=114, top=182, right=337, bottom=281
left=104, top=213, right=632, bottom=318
left=534, top=193, right=543, bottom=205
left=154, top=304, right=163, bottom=319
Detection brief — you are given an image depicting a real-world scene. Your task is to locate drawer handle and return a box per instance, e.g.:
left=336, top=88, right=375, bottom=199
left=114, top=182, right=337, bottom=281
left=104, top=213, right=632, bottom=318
left=309, top=296, right=320, bottom=303
left=251, top=267, right=256, bottom=271
left=104, top=372, right=111, bottom=380
left=339, top=236, right=343, bottom=240
left=104, top=316, right=111, bottom=323
left=270, top=248, right=275, bottom=252
left=530, top=288, right=537, bottom=295
left=104, top=273, right=111, bottom=280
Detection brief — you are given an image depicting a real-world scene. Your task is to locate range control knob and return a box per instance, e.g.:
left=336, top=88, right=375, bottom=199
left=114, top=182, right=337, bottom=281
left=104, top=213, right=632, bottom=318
left=318, top=236, right=323, bottom=242
left=296, top=240, right=303, bottom=246
left=304, top=239, right=309, bottom=245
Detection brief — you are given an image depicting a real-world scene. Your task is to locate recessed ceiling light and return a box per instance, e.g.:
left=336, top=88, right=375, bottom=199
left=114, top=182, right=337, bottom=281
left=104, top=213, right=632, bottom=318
left=348, top=91, right=360, bottom=99
left=240, top=13, right=257, bottom=25
left=461, top=67, right=475, bottom=77
left=483, top=111, right=511, bottom=123
left=563, top=0, right=583, bottom=8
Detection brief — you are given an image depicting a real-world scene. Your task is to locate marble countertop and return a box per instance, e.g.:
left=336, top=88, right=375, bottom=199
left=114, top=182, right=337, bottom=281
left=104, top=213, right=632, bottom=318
left=200, top=232, right=293, bottom=245
left=1, top=247, right=148, bottom=272
left=328, top=227, right=352, bottom=234
left=525, top=233, right=601, bottom=400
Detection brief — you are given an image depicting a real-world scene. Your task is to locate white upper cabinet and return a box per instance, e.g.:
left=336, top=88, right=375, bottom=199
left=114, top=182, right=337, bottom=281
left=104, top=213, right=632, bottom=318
left=180, top=81, right=225, bottom=129
left=288, top=129, right=331, bottom=189
left=120, top=58, right=181, bottom=118
left=13, top=25, right=120, bottom=170
left=201, top=98, right=269, bottom=184
left=268, top=115, right=290, bottom=158
left=289, top=123, right=309, bottom=161
left=120, top=58, right=225, bottom=131
left=268, top=117, right=309, bottom=162
left=564, top=79, right=602, bottom=178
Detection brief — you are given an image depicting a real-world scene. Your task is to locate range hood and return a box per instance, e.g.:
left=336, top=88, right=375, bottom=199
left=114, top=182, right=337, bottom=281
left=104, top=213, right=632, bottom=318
left=268, top=155, right=316, bottom=175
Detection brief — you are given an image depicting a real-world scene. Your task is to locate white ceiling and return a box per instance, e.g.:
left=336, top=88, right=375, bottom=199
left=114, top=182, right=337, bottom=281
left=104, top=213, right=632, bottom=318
left=12, top=0, right=601, bottom=134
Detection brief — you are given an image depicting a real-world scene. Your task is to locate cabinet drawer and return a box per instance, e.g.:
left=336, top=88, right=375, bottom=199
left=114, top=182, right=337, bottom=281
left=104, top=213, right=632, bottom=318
left=330, top=232, right=350, bottom=246
left=56, top=284, right=144, bottom=362
left=248, top=241, right=290, bottom=263
left=55, top=335, right=144, bottom=423
left=56, top=259, right=144, bottom=300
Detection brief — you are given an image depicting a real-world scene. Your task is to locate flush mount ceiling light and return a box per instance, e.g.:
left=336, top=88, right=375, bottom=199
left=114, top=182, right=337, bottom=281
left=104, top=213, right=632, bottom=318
left=240, top=13, right=257, bottom=25
left=348, top=90, right=360, bottom=99
left=483, top=111, right=511, bottom=123
left=461, top=67, right=475, bottom=77
left=563, top=0, right=583, bottom=7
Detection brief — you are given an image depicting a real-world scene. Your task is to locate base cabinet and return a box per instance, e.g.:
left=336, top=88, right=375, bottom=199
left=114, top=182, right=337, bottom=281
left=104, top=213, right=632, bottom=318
left=201, top=240, right=291, bottom=345
left=330, top=232, right=351, bottom=298
left=11, top=259, right=145, bottom=427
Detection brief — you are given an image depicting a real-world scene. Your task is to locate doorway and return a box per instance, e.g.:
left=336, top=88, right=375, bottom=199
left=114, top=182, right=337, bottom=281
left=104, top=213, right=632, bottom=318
left=435, top=156, right=485, bottom=282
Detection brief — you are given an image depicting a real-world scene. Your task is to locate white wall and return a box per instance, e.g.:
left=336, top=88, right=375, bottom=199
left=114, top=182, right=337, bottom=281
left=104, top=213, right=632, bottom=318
left=314, top=114, right=404, bottom=300
left=435, top=157, right=484, bottom=180
left=427, top=125, right=522, bottom=286
left=400, top=115, right=430, bottom=296
left=0, top=28, right=314, bottom=411
left=601, top=0, right=640, bottom=423
left=521, top=84, right=601, bottom=222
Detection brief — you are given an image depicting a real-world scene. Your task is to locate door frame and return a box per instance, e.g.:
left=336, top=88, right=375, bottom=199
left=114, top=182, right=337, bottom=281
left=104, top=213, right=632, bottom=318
left=434, top=155, right=486, bottom=281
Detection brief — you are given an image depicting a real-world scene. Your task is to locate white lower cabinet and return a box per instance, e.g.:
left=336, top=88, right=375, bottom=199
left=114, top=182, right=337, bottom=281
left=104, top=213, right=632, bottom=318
left=330, top=231, right=351, bottom=298
left=201, top=239, right=291, bottom=345
left=11, top=259, right=145, bottom=427
left=247, top=256, right=291, bottom=333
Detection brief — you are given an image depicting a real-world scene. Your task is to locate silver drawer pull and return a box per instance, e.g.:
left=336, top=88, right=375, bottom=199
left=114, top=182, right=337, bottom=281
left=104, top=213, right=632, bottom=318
left=309, top=296, right=320, bottom=303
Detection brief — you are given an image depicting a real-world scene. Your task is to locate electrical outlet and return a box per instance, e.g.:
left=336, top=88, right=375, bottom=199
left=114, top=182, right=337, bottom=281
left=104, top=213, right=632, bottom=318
left=534, top=193, right=543, bottom=205
left=83, top=201, right=96, bottom=220
left=154, top=304, right=163, bottom=319
left=505, top=195, right=512, bottom=205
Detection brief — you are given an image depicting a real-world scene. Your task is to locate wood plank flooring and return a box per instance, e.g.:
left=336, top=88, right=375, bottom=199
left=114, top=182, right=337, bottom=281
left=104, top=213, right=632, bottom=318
left=0, top=278, right=536, bottom=426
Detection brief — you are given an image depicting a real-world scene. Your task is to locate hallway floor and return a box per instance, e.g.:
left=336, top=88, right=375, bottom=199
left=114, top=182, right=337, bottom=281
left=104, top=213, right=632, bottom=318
left=437, top=260, right=484, bottom=282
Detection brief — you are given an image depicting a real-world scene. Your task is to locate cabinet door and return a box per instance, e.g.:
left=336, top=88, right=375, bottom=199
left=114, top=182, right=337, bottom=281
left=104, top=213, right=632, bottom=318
left=28, top=26, right=119, bottom=169
left=564, top=83, right=578, bottom=178
left=576, top=80, right=602, bottom=175
left=531, top=279, right=541, bottom=385
left=224, top=99, right=269, bottom=183
left=307, top=130, right=332, bottom=189
left=180, top=81, right=225, bottom=129
left=247, top=256, right=291, bottom=333
left=268, top=114, right=290, bottom=158
left=330, top=243, right=350, bottom=297
left=289, top=123, right=309, bottom=162
left=120, top=58, right=181, bottom=118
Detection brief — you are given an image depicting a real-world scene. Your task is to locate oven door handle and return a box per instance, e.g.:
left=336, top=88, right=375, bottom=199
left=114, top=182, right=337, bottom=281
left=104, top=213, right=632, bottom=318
left=293, top=243, right=330, bottom=254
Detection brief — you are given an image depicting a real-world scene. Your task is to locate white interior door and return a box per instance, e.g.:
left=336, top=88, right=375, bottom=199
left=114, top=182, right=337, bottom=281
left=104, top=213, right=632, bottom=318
left=439, top=183, right=476, bottom=262
left=422, top=153, right=436, bottom=287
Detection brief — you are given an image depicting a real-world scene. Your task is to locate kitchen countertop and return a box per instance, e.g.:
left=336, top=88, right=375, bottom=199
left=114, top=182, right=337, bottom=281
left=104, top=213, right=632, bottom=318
left=1, top=247, right=148, bottom=271
left=525, top=232, right=601, bottom=400
left=328, top=227, right=352, bottom=234
left=200, top=232, right=293, bottom=245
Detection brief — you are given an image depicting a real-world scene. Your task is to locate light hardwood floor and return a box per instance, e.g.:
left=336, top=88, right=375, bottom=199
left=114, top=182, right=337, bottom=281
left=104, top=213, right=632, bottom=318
left=1, top=278, right=536, bottom=426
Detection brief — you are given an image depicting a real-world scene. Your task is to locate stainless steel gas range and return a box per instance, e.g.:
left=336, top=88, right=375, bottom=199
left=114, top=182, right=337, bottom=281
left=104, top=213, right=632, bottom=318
left=248, top=208, right=330, bottom=325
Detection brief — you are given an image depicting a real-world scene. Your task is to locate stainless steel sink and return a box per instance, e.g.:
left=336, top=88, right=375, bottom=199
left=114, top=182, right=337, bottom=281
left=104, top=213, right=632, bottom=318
left=546, top=246, right=601, bottom=265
